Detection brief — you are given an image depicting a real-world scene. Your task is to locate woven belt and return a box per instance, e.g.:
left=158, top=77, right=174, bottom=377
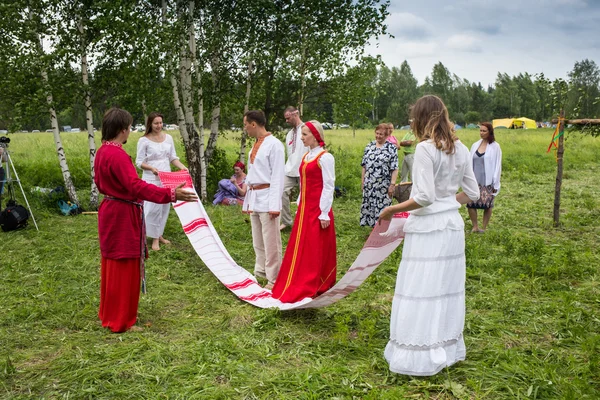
left=249, top=184, right=270, bottom=190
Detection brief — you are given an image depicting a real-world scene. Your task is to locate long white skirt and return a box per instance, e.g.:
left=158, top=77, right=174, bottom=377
left=143, top=177, right=170, bottom=239
left=384, top=224, right=466, bottom=376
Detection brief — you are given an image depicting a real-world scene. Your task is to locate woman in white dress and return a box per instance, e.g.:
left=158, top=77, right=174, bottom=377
left=136, top=112, right=188, bottom=251
left=378, top=95, right=480, bottom=376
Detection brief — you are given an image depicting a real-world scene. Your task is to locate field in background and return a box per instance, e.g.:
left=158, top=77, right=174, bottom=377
left=1, top=128, right=599, bottom=398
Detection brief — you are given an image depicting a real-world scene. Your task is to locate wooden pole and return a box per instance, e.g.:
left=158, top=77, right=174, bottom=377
left=553, top=109, right=565, bottom=227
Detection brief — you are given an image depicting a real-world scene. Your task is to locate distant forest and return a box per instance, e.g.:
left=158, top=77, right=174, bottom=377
left=1, top=0, right=598, bottom=132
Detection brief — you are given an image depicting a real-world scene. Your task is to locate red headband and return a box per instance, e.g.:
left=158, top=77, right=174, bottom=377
left=304, top=121, right=325, bottom=147
left=234, top=161, right=246, bottom=172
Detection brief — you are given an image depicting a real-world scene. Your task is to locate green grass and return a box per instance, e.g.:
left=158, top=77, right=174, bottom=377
left=1, top=128, right=599, bottom=398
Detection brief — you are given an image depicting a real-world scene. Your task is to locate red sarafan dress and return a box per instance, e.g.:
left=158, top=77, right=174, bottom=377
left=272, top=150, right=337, bottom=303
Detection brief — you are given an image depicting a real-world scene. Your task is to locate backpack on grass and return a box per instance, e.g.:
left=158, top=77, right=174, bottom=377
left=0, top=200, right=30, bottom=231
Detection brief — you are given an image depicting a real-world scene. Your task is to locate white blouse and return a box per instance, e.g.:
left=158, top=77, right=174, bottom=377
left=135, top=134, right=179, bottom=180
left=284, top=125, right=309, bottom=178
left=410, top=140, right=479, bottom=215
left=299, top=147, right=335, bottom=221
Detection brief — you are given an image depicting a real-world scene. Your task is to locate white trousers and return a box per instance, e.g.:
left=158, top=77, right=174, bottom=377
left=281, top=175, right=299, bottom=227
left=250, top=212, right=282, bottom=284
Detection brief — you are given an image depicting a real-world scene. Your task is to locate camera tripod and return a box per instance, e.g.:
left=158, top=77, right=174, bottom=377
left=1, top=146, right=39, bottom=231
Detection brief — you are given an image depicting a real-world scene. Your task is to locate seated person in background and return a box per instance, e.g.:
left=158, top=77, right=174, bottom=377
left=213, top=161, right=248, bottom=205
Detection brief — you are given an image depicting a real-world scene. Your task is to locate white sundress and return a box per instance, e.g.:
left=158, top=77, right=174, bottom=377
left=384, top=140, right=479, bottom=376
left=135, top=134, right=179, bottom=238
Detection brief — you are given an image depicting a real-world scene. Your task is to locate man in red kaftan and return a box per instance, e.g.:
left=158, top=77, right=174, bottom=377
left=94, top=108, right=196, bottom=333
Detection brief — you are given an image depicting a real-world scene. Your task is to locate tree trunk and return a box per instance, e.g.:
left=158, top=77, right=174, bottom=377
left=553, top=109, right=565, bottom=227
left=263, top=19, right=281, bottom=130
left=298, top=37, right=307, bottom=116
left=176, top=0, right=202, bottom=191
left=34, top=25, right=78, bottom=205
left=205, top=46, right=220, bottom=164
left=79, top=18, right=98, bottom=210
left=44, top=72, right=79, bottom=204
left=190, top=0, right=207, bottom=201
left=239, top=59, right=253, bottom=163
left=142, top=98, right=147, bottom=125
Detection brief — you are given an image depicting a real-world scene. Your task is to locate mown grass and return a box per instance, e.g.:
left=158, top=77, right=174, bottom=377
left=0, top=128, right=599, bottom=399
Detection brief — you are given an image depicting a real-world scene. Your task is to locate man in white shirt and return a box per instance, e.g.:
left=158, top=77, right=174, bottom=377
left=280, top=106, right=308, bottom=230
left=242, top=110, right=285, bottom=290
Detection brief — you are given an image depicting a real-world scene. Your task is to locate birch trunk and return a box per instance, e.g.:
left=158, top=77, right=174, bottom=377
left=298, top=35, right=307, bottom=116
left=169, top=0, right=202, bottom=191
left=79, top=18, right=98, bottom=210
left=239, top=59, right=253, bottom=163
left=34, top=25, right=78, bottom=204
left=189, top=0, right=207, bottom=201
left=142, top=98, right=147, bottom=125
left=205, top=48, right=220, bottom=164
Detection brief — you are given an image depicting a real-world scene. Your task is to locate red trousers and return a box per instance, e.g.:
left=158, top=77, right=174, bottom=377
left=99, top=257, right=141, bottom=333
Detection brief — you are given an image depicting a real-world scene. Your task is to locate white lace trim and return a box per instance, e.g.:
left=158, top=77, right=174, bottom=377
left=401, top=253, right=464, bottom=262
left=393, top=290, right=464, bottom=301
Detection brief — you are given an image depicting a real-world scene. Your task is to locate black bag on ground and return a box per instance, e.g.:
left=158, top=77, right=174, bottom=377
left=0, top=201, right=29, bottom=231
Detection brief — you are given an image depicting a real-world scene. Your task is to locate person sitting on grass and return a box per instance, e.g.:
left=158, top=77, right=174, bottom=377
left=213, top=161, right=248, bottom=206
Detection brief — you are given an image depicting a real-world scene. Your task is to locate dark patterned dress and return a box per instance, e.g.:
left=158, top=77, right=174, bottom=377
left=466, top=151, right=495, bottom=209
left=360, top=141, right=399, bottom=227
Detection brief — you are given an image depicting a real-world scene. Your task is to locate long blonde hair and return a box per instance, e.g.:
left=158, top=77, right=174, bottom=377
left=410, top=95, right=458, bottom=154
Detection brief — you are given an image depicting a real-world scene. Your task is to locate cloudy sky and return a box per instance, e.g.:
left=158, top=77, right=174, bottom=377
left=365, top=0, right=600, bottom=87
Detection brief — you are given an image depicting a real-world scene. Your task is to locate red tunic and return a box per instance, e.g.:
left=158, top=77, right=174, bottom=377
left=272, top=151, right=337, bottom=303
left=94, top=142, right=175, bottom=259
left=94, top=141, right=175, bottom=332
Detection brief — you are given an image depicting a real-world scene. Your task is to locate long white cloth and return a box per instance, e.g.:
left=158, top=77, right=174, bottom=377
left=160, top=171, right=407, bottom=310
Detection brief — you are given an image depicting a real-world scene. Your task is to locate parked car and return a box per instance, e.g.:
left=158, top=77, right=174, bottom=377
left=0, top=130, right=7, bottom=134
left=32, top=130, right=40, bottom=132
left=46, top=129, right=54, bottom=132
left=322, top=122, right=333, bottom=130
left=70, top=128, right=81, bottom=132
left=135, top=124, right=145, bottom=132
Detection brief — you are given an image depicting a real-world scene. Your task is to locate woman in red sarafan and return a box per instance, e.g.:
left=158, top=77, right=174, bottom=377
left=271, top=120, right=337, bottom=303
left=94, top=108, right=197, bottom=333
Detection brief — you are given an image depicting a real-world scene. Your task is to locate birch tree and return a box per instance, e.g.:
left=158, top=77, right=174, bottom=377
left=27, top=3, right=79, bottom=204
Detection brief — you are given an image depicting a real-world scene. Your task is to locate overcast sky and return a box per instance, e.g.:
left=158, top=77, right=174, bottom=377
left=365, top=0, right=600, bottom=87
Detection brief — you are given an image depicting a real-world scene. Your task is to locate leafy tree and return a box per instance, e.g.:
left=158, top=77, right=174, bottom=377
left=429, top=62, right=453, bottom=106
left=385, top=61, right=418, bottom=126
left=464, top=111, right=481, bottom=124
left=493, top=73, right=520, bottom=117
left=514, top=73, right=538, bottom=118
left=568, top=59, right=600, bottom=118
left=332, top=57, right=378, bottom=137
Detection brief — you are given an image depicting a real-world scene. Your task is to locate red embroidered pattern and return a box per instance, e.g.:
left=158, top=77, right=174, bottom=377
left=103, top=141, right=123, bottom=148
left=250, top=134, right=271, bottom=164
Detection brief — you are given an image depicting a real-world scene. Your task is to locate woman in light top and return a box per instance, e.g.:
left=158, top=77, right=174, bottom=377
left=378, top=95, right=479, bottom=376
left=271, top=120, right=336, bottom=303
left=135, top=112, right=188, bottom=251
left=466, top=122, right=502, bottom=233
